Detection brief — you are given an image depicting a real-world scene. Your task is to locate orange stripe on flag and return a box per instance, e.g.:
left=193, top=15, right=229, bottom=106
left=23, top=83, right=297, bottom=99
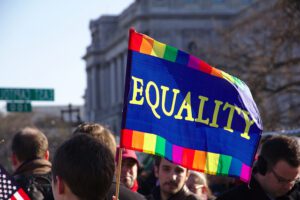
left=192, top=150, right=207, bottom=171
left=211, top=67, right=223, bottom=78
left=140, top=36, right=154, bottom=55
left=132, top=130, right=144, bottom=151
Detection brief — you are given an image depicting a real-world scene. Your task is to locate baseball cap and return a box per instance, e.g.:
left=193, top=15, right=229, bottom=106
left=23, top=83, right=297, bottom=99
left=116, top=147, right=139, bottom=166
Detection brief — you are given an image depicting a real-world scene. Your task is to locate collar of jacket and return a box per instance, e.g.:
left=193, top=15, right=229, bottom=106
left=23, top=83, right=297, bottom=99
left=151, top=185, right=194, bottom=200
left=14, top=158, right=52, bottom=176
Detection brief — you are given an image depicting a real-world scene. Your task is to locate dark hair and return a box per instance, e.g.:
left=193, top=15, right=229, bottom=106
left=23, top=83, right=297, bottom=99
left=260, top=135, right=300, bottom=169
left=73, top=123, right=116, bottom=157
left=154, top=155, right=162, bottom=168
left=52, top=134, right=115, bottom=200
left=11, top=127, right=48, bottom=162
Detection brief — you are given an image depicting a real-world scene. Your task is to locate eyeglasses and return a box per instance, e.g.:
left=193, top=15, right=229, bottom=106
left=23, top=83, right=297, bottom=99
left=271, top=168, right=300, bottom=185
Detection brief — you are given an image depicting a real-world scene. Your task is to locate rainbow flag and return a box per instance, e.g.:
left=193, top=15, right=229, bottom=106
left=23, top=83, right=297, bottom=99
left=121, top=29, right=263, bottom=182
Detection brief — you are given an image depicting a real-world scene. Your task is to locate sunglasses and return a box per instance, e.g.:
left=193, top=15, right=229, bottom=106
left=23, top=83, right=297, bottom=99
left=271, top=168, right=300, bottom=185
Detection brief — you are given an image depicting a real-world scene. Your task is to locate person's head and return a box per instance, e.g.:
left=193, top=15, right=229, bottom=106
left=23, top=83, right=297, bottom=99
left=52, top=134, right=115, bottom=200
left=116, top=147, right=139, bottom=190
left=186, top=171, right=212, bottom=200
left=73, top=122, right=116, bottom=157
left=154, top=156, right=190, bottom=199
left=11, top=127, right=49, bottom=169
left=255, top=135, right=300, bottom=198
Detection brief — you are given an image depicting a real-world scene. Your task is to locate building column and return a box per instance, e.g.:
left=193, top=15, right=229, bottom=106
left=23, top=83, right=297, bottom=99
left=110, top=60, right=116, bottom=105
left=117, top=56, right=123, bottom=103
left=99, top=64, right=105, bottom=109
left=122, top=52, right=128, bottom=99
left=104, top=64, right=111, bottom=106
left=91, top=65, right=99, bottom=121
left=86, top=68, right=92, bottom=121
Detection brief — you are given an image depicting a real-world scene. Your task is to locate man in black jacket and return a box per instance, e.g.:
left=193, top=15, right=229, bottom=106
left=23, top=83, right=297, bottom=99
left=147, top=157, right=202, bottom=200
left=11, top=127, right=54, bottom=200
left=73, top=123, right=146, bottom=200
left=217, top=135, right=300, bottom=200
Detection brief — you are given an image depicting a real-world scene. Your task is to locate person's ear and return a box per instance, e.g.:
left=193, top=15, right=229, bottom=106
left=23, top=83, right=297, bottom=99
left=154, top=165, right=159, bottom=178
left=56, top=176, right=65, bottom=194
left=11, top=153, right=19, bottom=168
left=44, top=150, right=50, bottom=160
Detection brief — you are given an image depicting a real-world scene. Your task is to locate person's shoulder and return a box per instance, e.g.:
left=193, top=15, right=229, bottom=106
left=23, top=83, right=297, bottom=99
left=14, top=174, right=28, bottom=187
left=180, top=185, right=202, bottom=200
left=185, top=193, right=202, bottom=200
left=145, top=193, right=155, bottom=200
left=108, top=182, right=146, bottom=200
left=284, top=182, right=300, bottom=199
left=14, top=172, right=54, bottom=200
left=216, top=184, right=249, bottom=200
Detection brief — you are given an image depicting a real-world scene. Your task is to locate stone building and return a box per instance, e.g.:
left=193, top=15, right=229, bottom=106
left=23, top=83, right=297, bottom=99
left=83, top=0, right=300, bottom=133
left=83, top=0, right=253, bottom=133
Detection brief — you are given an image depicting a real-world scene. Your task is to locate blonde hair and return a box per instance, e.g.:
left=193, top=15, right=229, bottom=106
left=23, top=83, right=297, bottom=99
left=189, top=170, right=208, bottom=186
left=73, top=123, right=117, bottom=157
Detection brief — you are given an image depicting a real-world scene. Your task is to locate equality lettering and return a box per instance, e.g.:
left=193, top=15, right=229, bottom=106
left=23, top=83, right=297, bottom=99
left=129, top=75, right=254, bottom=140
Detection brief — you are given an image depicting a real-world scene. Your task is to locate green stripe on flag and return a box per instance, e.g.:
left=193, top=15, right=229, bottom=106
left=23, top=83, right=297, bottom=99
left=217, top=155, right=232, bottom=175
left=164, top=45, right=178, bottom=62
left=155, top=136, right=166, bottom=157
left=233, top=77, right=244, bottom=88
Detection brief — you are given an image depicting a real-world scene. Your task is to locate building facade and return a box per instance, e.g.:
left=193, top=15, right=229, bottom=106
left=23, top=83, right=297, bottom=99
left=83, top=0, right=255, bottom=133
left=83, top=0, right=253, bottom=134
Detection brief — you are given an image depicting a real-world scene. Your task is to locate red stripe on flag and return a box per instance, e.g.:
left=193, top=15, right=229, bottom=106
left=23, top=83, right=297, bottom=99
left=10, top=195, right=17, bottom=200
left=129, top=29, right=143, bottom=51
left=199, top=60, right=212, bottom=74
left=18, top=188, right=31, bottom=200
left=120, top=129, right=133, bottom=149
left=182, top=148, right=195, bottom=168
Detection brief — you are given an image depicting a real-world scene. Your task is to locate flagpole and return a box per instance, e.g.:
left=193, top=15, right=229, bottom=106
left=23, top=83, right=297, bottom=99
left=115, top=148, right=123, bottom=199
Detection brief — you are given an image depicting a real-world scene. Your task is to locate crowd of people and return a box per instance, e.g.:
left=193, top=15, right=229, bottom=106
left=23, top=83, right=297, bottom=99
left=8, top=123, right=300, bottom=200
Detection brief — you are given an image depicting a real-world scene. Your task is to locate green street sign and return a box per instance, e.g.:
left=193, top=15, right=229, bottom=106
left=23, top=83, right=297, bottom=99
left=0, top=88, right=54, bottom=101
left=7, top=102, right=32, bottom=112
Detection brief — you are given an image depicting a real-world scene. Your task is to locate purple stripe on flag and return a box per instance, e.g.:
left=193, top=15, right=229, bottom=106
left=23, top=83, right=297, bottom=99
left=240, top=163, right=251, bottom=182
left=187, top=55, right=200, bottom=70
left=172, top=145, right=183, bottom=165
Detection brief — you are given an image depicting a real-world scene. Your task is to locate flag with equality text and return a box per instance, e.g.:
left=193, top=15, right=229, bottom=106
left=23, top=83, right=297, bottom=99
left=120, top=29, right=263, bottom=182
left=0, top=164, right=30, bottom=200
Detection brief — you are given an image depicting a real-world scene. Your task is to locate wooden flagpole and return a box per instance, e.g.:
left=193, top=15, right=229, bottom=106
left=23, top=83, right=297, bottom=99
left=115, top=148, right=123, bottom=199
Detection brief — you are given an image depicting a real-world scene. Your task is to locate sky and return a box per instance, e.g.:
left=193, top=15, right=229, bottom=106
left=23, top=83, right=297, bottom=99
left=0, top=0, right=134, bottom=111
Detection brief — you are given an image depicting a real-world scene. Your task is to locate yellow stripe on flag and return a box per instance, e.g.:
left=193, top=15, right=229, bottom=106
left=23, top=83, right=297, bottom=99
left=205, top=152, right=220, bottom=175
left=151, top=40, right=166, bottom=58
left=221, top=71, right=235, bottom=84
left=143, top=133, right=157, bottom=154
